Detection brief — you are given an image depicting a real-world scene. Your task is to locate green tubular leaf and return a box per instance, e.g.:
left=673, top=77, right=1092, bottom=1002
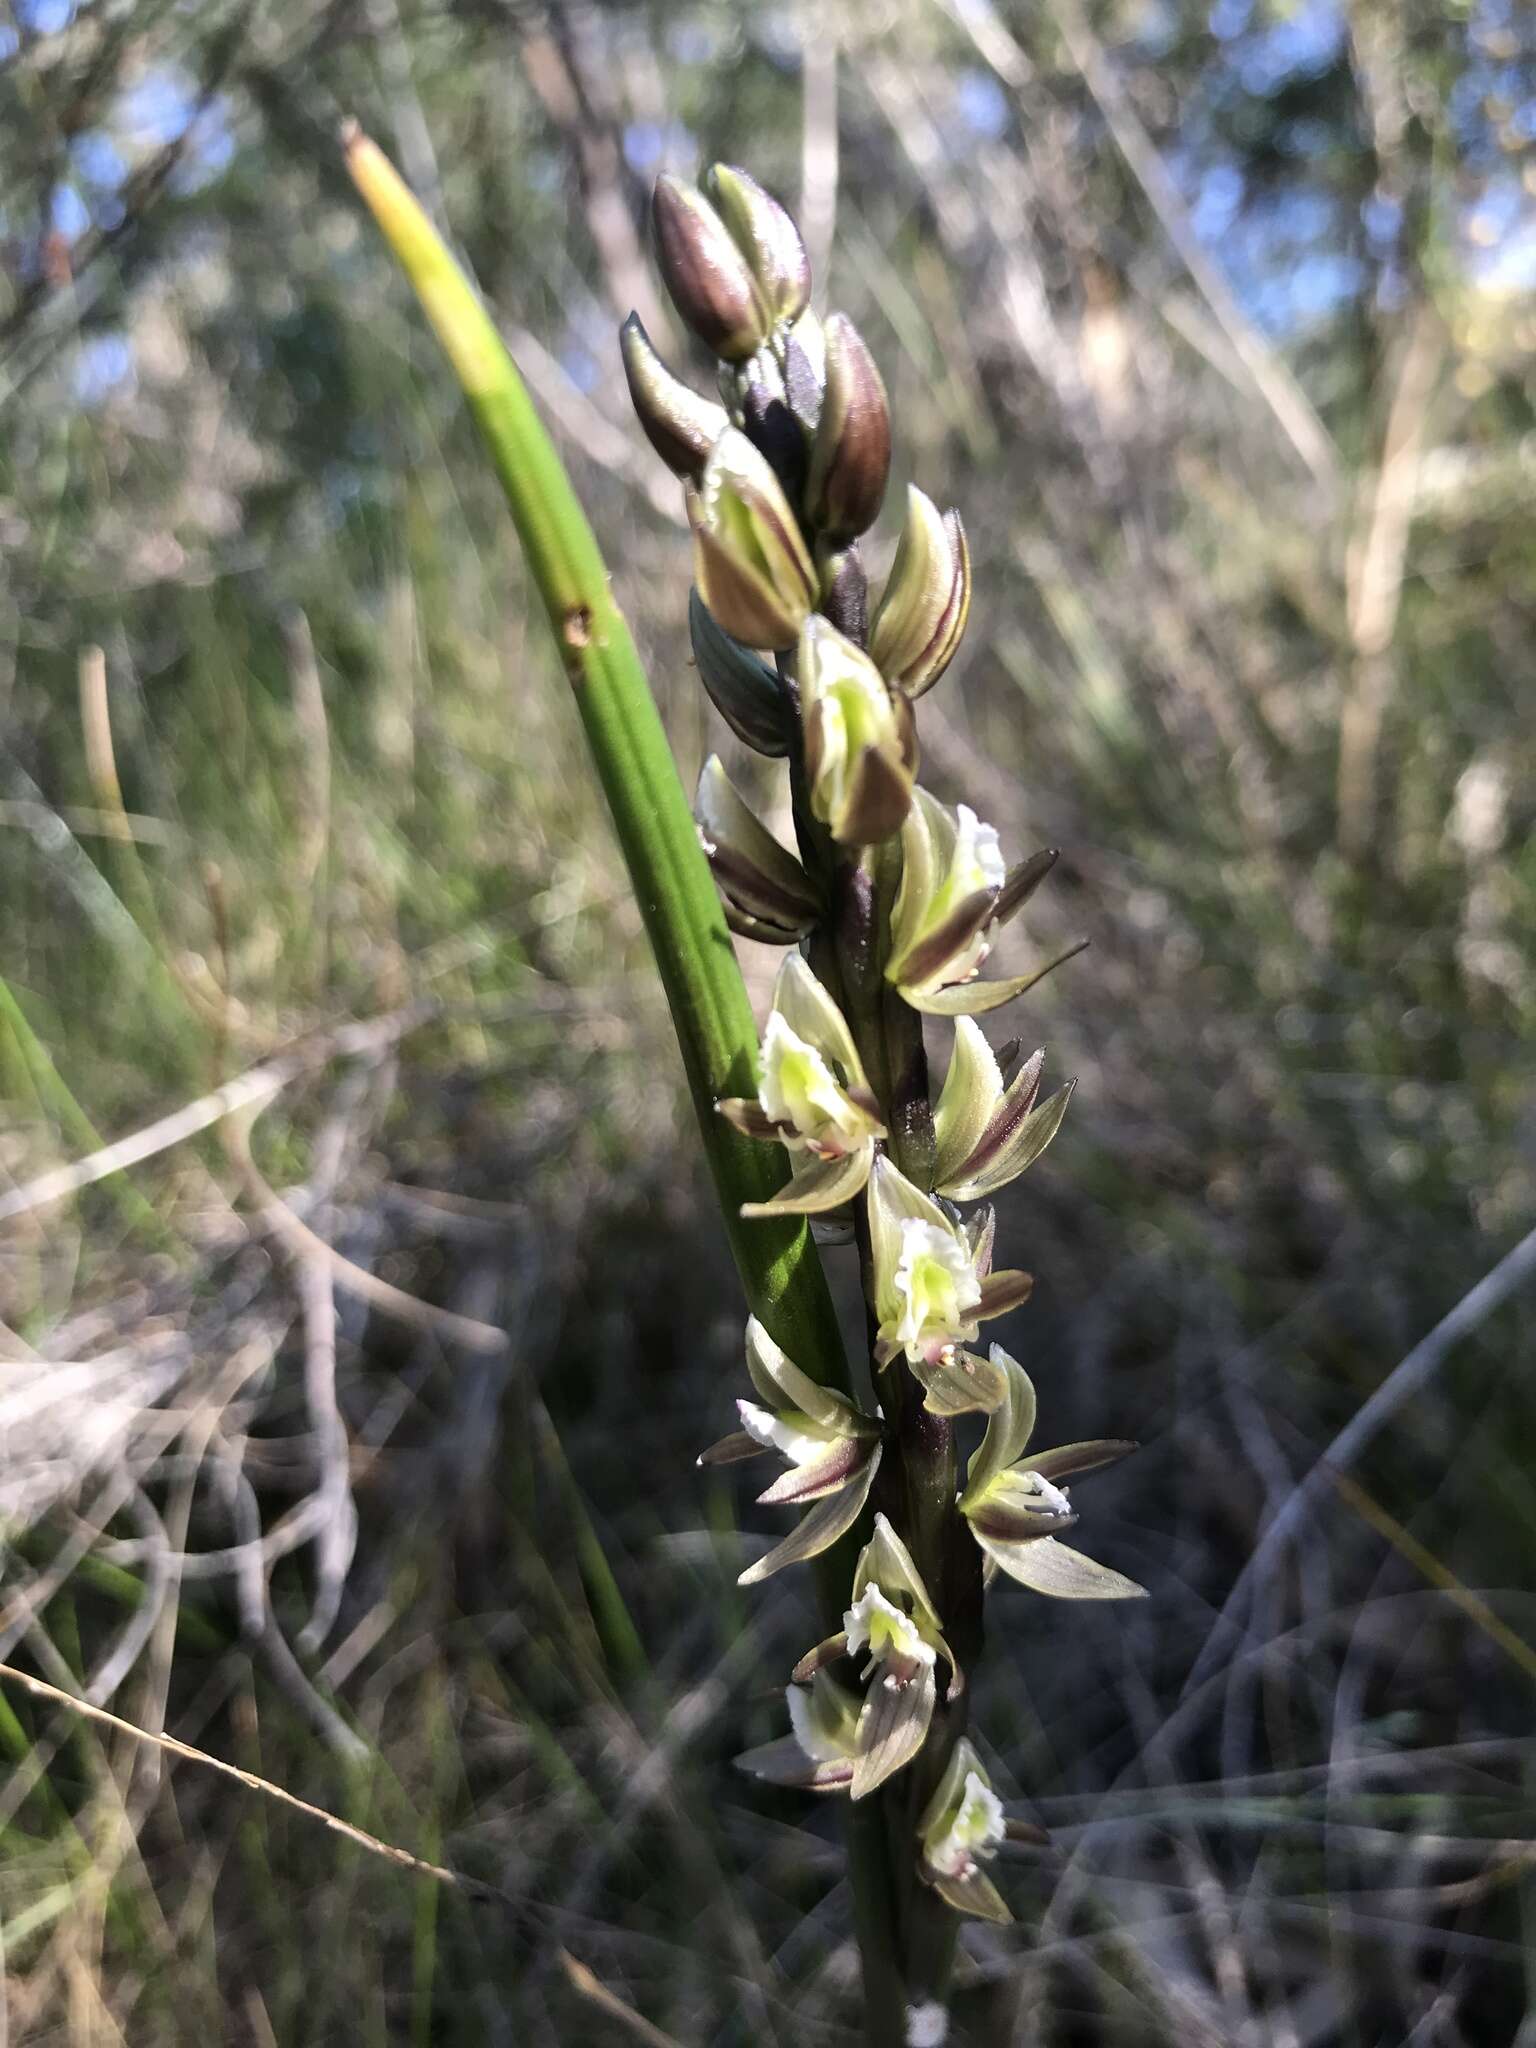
left=347, top=131, right=850, bottom=1400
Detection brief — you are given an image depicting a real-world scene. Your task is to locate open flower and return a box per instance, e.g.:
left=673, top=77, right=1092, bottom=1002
left=719, top=954, right=885, bottom=1215
left=886, top=791, right=1085, bottom=1015
left=931, top=1019, right=1075, bottom=1202
left=799, top=615, right=918, bottom=845
left=868, top=1157, right=1033, bottom=1383
left=917, top=1739, right=1011, bottom=1922
left=793, top=1514, right=960, bottom=1799
left=959, top=1348, right=1144, bottom=1598
left=735, top=1672, right=861, bottom=1792
left=700, top=1316, right=882, bottom=1585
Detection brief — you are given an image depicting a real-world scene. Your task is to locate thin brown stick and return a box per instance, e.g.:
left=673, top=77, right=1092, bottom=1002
left=557, top=1952, right=686, bottom=2048
left=0, top=1661, right=469, bottom=1894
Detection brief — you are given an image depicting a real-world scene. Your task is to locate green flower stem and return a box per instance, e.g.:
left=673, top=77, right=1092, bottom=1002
left=345, top=129, right=849, bottom=1397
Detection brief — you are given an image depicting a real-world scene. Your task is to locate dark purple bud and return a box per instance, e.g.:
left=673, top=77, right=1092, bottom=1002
left=805, top=313, right=891, bottom=542
left=704, top=164, right=811, bottom=325
left=653, top=174, right=770, bottom=362
left=619, top=313, right=730, bottom=481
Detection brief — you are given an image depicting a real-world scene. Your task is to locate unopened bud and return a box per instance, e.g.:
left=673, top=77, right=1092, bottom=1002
left=798, top=615, right=917, bottom=844
left=695, top=756, right=820, bottom=942
left=620, top=313, right=730, bottom=482
left=869, top=486, right=971, bottom=698
left=804, top=313, right=891, bottom=542
left=693, top=428, right=817, bottom=649
left=689, top=589, right=793, bottom=756
left=653, top=174, right=770, bottom=362
left=704, top=164, right=811, bottom=325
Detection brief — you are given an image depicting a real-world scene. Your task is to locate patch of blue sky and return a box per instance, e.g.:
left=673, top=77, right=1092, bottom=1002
left=955, top=70, right=1010, bottom=142
left=72, top=131, right=127, bottom=193
left=73, top=333, right=135, bottom=406
left=1190, top=163, right=1244, bottom=243
left=51, top=183, right=91, bottom=240
left=622, top=122, right=694, bottom=175
left=1237, top=0, right=1346, bottom=97
left=1478, top=219, right=1536, bottom=291
left=16, top=0, right=74, bottom=30
left=1208, top=0, right=1253, bottom=42
left=120, top=69, right=197, bottom=149
left=170, top=101, right=238, bottom=196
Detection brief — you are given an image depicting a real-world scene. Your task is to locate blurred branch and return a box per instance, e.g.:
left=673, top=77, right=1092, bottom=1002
left=1337, top=302, right=1444, bottom=862
left=520, top=5, right=676, bottom=347
left=1188, top=1217, right=1536, bottom=1698
left=798, top=11, right=839, bottom=289
left=959, top=0, right=1341, bottom=493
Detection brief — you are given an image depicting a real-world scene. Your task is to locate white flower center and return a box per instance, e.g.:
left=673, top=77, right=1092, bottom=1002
left=843, top=1584, right=936, bottom=1671
left=891, top=1220, right=981, bottom=1357
left=1017, top=1471, right=1073, bottom=1521
left=928, top=1770, right=1006, bottom=1878
left=738, top=1399, right=827, bottom=1468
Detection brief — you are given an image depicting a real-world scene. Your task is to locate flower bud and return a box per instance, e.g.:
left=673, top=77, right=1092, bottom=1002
left=704, top=164, right=811, bottom=325
left=798, top=615, right=917, bottom=845
left=869, top=486, right=972, bottom=698
left=784, top=309, right=826, bottom=432
left=695, top=755, right=820, bottom=943
left=693, top=428, right=817, bottom=649
left=619, top=313, right=730, bottom=482
left=804, top=314, right=891, bottom=541
left=689, top=590, right=792, bottom=756
left=652, top=174, right=771, bottom=362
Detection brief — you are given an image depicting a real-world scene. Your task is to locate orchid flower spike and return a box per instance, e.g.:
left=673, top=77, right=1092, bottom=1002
left=699, top=1317, right=881, bottom=1585
left=718, top=953, right=885, bottom=1215
left=959, top=1348, right=1145, bottom=1599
